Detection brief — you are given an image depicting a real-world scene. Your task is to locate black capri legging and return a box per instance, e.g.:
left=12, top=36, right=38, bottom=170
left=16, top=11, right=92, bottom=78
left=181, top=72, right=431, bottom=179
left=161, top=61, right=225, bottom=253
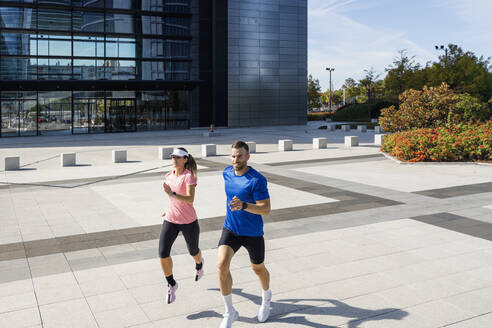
left=159, top=220, right=200, bottom=258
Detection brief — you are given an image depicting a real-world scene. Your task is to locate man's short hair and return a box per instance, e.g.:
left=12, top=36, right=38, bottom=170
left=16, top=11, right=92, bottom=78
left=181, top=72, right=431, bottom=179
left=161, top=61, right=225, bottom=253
left=232, top=140, right=249, bottom=153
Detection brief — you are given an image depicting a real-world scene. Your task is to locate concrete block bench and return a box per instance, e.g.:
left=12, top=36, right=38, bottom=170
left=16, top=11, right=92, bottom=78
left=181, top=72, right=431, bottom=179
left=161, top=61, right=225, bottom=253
left=326, top=124, right=336, bottom=131
left=202, top=144, right=216, bottom=157
left=203, top=132, right=221, bottom=137
left=371, top=119, right=378, bottom=123
left=375, top=134, right=386, bottom=146
left=278, top=139, right=293, bottom=151
left=345, top=136, right=359, bottom=147
left=61, top=153, right=76, bottom=167
left=341, top=125, right=351, bottom=132
left=159, top=147, right=173, bottom=160
left=4, top=156, right=20, bottom=170
left=374, top=126, right=382, bottom=134
left=112, top=150, right=127, bottom=163
left=357, top=125, right=367, bottom=132
left=313, top=137, right=327, bottom=149
left=246, top=141, right=256, bottom=153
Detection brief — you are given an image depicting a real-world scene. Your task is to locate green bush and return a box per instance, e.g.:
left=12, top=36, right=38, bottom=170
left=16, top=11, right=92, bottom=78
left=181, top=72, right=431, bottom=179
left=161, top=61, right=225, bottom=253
left=332, top=103, right=371, bottom=121
left=308, top=112, right=332, bottom=121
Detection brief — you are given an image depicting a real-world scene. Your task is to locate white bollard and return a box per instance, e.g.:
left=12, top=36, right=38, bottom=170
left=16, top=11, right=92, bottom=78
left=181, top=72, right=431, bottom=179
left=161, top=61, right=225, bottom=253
left=341, top=125, right=351, bottom=132
left=202, top=144, right=216, bottom=157
left=112, top=150, right=127, bottom=163
left=158, top=147, right=173, bottom=160
left=313, top=137, right=327, bottom=149
left=61, top=153, right=76, bottom=167
left=4, top=156, right=20, bottom=170
left=246, top=141, right=256, bottom=153
left=371, top=118, right=378, bottom=123
left=327, top=124, right=336, bottom=131
left=278, top=139, right=293, bottom=151
left=357, top=125, right=367, bottom=132
left=375, top=134, right=386, bottom=146
left=345, top=136, right=359, bottom=147
left=374, top=126, right=382, bottom=134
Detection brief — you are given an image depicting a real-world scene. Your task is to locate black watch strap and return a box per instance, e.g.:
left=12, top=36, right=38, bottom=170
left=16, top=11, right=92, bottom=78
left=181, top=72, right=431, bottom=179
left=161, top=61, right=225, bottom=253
left=241, top=202, right=248, bottom=210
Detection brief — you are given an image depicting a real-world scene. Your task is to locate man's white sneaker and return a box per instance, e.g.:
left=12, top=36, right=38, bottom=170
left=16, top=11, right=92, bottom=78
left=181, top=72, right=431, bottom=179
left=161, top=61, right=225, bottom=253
left=258, top=290, right=272, bottom=322
left=219, top=309, right=239, bottom=328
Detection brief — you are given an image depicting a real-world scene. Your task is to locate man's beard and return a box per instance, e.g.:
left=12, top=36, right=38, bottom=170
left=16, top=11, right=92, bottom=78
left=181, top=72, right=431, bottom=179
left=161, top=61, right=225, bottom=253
left=234, top=162, right=247, bottom=171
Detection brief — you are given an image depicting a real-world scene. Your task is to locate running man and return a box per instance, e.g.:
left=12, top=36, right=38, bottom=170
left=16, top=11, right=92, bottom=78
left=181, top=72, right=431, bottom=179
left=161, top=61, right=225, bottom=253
left=217, top=141, right=272, bottom=328
left=159, top=147, right=204, bottom=304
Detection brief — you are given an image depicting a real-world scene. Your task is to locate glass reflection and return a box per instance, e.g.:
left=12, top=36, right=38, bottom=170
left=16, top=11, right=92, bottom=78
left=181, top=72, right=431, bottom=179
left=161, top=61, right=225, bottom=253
left=38, top=91, right=72, bottom=135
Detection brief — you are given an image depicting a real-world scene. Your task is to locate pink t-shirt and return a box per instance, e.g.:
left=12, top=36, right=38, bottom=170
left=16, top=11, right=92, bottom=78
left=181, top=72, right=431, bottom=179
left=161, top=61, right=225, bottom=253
left=164, top=169, right=198, bottom=224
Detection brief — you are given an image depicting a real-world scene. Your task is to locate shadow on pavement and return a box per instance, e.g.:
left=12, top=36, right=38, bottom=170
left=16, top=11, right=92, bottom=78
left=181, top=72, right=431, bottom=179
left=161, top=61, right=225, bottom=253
left=187, top=288, right=408, bottom=328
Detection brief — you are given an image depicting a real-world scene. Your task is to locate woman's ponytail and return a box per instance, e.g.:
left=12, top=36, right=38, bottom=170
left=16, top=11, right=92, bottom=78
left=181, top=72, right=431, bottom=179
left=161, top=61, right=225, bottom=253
left=178, top=147, right=197, bottom=180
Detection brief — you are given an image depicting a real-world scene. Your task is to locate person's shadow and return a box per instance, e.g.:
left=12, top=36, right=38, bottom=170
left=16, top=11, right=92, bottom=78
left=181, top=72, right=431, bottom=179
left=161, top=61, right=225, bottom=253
left=187, top=288, right=408, bottom=328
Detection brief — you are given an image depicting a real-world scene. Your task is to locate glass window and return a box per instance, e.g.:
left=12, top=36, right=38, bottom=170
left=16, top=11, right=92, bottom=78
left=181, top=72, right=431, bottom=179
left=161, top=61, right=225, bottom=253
left=0, top=7, right=36, bottom=29
left=1, top=92, right=38, bottom=137
left=165, top=16, right=190, bottom=36
left=142, top=16, right=164, bottom=34
left=105, top=14, right=134, bottom=34
left=73, top=59, right=96, bottom=80
left=0, top=57, right=36, bottom=80
left=106, top=60, right=135, bottom=80
left=165, top=40, right=189, bottom=58
left=0, top=32, right=35, bottom=56
left=36, top=58, right=72, bottom=80
left=73, top=91, right=105, bottom=134
left=165, top=0, right=190, bottom=13
left=105, top=0, right=134, bottom=9
left=37, top=9, right=71, bottom=31
left=73, top=11, right=104, bottom=33
left=136, top=91, right=166, bottom=131
left=142, top=39, right=164, bottom=58
left=165, top=61, right=189, bottom=80
left=37, top=35, right=71, bottom=56
left=141, top=61, right=164, bottom=80
left=106, top=38, right=135, bottom=58
left=141, top=0, right=164, bottom=12
left=73, top=36, right=104, bottom=57
left=38, top=91, right=72, bottom=135
left=37, top=0, right=70, bottom=5
left=73, top=0, right=104, bottom=8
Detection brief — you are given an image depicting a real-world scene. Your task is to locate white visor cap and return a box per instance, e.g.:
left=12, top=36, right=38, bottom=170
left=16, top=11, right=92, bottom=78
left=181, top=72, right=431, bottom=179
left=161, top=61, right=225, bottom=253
left=171, top=148, right=189, bottom=158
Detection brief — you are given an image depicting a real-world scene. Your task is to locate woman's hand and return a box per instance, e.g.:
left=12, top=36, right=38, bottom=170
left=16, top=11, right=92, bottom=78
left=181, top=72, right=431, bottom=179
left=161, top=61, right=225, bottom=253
left=163, top=182, right=172, bottom=196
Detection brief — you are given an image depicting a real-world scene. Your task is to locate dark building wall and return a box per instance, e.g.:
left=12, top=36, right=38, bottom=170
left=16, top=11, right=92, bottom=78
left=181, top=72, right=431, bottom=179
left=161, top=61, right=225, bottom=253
left=228, top=0, right=307, bottom=127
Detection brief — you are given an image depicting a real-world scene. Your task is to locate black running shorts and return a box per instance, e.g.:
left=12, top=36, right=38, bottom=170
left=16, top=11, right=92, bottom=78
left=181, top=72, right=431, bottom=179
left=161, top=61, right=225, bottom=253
left=218, top=228, right=265, bottom=264
left=159, top=220, right=200, bottom=258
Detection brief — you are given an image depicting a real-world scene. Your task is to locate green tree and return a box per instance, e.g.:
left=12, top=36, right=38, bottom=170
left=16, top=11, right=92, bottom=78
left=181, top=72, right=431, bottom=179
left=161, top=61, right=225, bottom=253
left=321, top=89, right=343, bottom=107
left=359, top=68, right=381, bottom=104
left=384, top=49, right=421, bottom=101
left=342, top=78, right=362, bottom=103
left=307, top=74, right=322, bottom=110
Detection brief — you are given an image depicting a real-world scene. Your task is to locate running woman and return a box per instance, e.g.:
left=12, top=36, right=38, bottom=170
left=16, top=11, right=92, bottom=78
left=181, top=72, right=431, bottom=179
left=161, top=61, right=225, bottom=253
left=159, top=147, right=204, bottom=304
left=217, top=141, right=272, bottom=328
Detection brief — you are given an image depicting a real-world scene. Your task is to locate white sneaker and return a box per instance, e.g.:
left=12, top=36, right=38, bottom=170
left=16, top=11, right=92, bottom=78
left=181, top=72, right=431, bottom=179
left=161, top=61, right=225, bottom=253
left=219, top=309, right=238, bottom=328
left=258, top=291, right=272, bottom=322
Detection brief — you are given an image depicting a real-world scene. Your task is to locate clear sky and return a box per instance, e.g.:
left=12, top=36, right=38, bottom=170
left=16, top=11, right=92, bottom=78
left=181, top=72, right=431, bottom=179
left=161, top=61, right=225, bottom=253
left=308, top=0, right=492, bottom=91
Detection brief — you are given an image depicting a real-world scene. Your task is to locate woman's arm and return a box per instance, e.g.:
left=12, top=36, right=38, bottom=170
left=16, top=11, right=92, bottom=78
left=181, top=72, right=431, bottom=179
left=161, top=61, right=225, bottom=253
left=163, top=182, right=195, bottom=204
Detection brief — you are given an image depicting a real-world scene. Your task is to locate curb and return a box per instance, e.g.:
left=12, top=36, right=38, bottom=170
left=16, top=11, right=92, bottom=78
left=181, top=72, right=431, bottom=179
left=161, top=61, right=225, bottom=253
left=380, top=151, right=492, bottom=166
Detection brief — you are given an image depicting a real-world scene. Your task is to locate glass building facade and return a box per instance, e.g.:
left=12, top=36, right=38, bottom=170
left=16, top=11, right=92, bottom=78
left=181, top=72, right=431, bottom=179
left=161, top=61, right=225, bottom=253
left=0, top=0, right=194, bottom=136
left=0, top=0, right=308, bottom=137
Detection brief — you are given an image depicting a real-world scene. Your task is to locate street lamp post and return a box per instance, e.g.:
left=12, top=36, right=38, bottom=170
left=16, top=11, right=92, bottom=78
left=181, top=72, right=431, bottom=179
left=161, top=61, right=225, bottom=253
left=326, top=67, right=335, bottom=112
left=435, top=45, right=448, bottom=59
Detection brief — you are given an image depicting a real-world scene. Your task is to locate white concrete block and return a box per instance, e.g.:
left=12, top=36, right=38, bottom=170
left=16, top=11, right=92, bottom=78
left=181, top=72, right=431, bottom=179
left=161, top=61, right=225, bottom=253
left=278, top=139, right=293, bottom=151
left=4, top=156, right=20, bottom=170
left=371, top=118, right=378, bottom=123
left=375, top=134, right=386, bottom=146
left=202, top=144, right=216, bottom=157
left=246, top=142, right=256, bottom=153
left=158, top=147, right=173, bottom=160
left=313, top=137, right=327, bottom=149
left=345, top=136, right=359, bottom=147
left=203, top=132, right=221, bottom=137
left=112, top=150, right=127, bottom=163
left=327, top=124, right=336, bottom=131
left=374, top=126, right=382, bottom=134
left=341, top=125, right=351, bottom=132
left=61, top=153, right=76, bottom=167
left=357, top=125, right=367, bottom=132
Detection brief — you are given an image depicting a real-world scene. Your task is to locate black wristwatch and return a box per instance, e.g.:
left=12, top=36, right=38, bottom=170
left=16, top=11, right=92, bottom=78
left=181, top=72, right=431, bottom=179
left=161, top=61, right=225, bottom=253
left=241, top=202, right=248, bottom=210
left=172, top=192, right=177, bottom=198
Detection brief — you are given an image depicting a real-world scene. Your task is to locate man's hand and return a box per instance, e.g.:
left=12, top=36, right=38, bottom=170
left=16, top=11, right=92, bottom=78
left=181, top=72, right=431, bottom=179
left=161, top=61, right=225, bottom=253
left=163, top=182, right=172, bottom=196
left=228, top=196, right=244, bottom=211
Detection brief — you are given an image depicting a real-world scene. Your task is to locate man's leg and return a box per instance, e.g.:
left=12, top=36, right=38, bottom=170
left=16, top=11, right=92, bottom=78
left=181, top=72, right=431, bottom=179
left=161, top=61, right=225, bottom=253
left=250, top=262, right=270, bottom=291
left=217, top=245, right=239, bottom=328
left=217, top=245, right=235, bottom=296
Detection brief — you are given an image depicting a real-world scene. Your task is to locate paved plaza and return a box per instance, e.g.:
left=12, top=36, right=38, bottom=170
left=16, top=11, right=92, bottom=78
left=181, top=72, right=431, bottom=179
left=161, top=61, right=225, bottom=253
left=1, top=123, right=492, bottom=328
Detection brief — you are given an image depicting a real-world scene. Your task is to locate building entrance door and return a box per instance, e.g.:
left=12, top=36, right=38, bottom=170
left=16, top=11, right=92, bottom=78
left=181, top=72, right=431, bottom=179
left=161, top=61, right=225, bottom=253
left=106, top=98, right=136, bottom=132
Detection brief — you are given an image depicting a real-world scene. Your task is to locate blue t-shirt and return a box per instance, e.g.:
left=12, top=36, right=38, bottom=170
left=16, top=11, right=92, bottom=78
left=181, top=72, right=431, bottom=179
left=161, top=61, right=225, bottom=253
left=223, top=166, right=270, bottom=237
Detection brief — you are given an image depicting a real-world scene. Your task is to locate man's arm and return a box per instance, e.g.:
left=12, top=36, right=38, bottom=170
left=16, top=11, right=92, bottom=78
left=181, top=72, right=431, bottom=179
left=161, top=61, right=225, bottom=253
left=229, top=196, right=271, bottom=216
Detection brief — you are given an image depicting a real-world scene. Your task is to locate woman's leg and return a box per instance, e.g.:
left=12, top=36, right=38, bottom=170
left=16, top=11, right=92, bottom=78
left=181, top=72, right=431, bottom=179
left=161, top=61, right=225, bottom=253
left=181, top=220, right=202, bottom=264
left=158, top=221, right=179, bottom=277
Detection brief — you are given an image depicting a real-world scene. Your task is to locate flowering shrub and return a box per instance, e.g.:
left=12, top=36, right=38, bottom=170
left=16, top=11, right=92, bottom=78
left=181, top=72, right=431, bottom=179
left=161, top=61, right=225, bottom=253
left=381, top=119, right=492, bottom=162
